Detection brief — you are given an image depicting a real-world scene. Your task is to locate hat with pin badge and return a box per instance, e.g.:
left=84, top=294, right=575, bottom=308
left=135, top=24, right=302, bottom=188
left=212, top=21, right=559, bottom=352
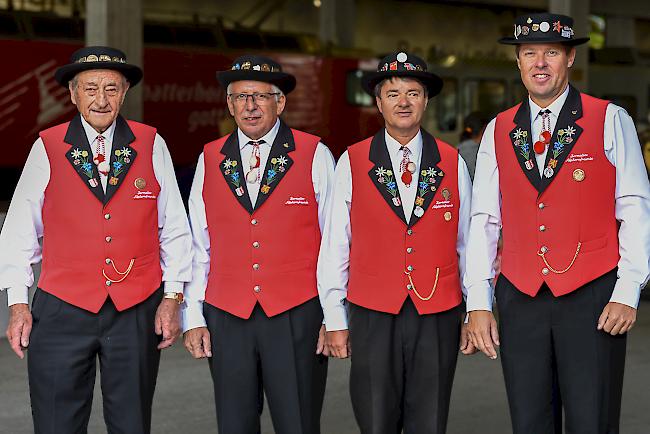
left=54, top=46, right=143, bottom=87
left=500, top=13, right=589, bottom=46
left=361, top=51, right=443, bottom=99
left=217, top=54, right=296, bottom=95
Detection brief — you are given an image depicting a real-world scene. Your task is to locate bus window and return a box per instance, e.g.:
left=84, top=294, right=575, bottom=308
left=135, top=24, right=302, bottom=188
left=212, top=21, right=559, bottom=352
left=464, top=79, right=506, bottom=118
left=346, top=70, right=374, bottom=107
left=436, top=77, right=458, bottom=132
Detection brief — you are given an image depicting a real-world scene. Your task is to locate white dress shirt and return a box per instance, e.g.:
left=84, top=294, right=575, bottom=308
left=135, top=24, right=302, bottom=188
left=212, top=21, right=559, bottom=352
left=0, top=115, right=193, bottom=306
left=464, top=85, right=650, bottom=312
left=318, top=130, right=473, bottom=331
left=182, top=119, right=336, bottom=332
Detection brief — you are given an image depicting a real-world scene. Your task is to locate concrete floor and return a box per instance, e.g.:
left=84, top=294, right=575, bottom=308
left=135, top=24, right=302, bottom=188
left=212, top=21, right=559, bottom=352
left=1, top=300, right=649, bottom=433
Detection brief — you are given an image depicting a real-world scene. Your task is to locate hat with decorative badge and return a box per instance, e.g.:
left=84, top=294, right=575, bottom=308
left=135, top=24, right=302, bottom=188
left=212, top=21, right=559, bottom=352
left=500, top=13, right=589, bottom=46
left=217, top=54, right=296, bottom=95
left=54, top=46, right=143, bottom=87
left=361, top=51, right=443, bottom=99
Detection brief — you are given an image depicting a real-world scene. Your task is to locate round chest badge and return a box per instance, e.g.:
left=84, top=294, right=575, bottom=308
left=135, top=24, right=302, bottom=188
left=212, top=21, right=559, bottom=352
left=572, top=169, right=585, bottom=182
left=134, top=178, right=147, bottom=189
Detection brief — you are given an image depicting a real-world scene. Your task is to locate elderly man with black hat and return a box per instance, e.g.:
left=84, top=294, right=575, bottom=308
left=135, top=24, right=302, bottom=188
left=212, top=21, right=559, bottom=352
left=181, top=54, right=335, bottom=433
left=318, top=51, right=474, bottom=433
left=464, top=13, right=650, bottom=434
left=0, top=46, right=192, bottom=433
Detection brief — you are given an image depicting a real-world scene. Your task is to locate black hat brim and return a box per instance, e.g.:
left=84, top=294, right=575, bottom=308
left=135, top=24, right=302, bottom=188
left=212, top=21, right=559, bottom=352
left=498, top=36, right=590, bottom=46
left=361, top=70, right=443, bottom=99
left=217, top=70, right=296, bottom=95
left=54, top=62, right=143, bottom=87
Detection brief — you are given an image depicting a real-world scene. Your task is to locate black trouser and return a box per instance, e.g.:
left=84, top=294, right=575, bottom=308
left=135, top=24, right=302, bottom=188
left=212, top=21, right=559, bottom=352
left=28, top=287, right=163, bottom=434
left=205, top=297, right=328, bottom=434
left=349, top=299, right=462, bottom=434
left=497, top=270, right=626, bottom=434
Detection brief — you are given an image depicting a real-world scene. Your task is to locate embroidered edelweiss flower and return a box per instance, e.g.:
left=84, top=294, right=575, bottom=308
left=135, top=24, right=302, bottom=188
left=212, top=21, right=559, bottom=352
left=564, top=125, right=576, bottom=136
left=426, top=168, right=437, bottom=177
left=223, top=159, right=232, bottom=168
left=276, top=155, right=288, bottom=166
left=120, top=147, right=131, bottom=157
left=375, top=167, right=387, bottom=177
left=71, top=148, right=83, bottom=159
left=513, top=128, right=527, bottom=140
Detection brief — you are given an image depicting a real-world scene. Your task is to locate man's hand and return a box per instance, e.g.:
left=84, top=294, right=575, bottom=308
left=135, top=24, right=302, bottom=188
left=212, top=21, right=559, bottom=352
left=6, top=304, right=32, bottom=359
left=460, top=321, right=478, bottom=355
left=154, top=299, right=181, bottom=350
left=326, top=329, right=350, bottom=359
left=316, top=324, right=328, bottom=356
left=598, top=302, right=637, bottom=335
left=467, top=310, right=499, bottom=360
left=183, top=327, right=212, bottom=359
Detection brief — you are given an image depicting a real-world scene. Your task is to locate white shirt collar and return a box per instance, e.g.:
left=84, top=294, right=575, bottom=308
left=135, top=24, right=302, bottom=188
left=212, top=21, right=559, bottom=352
left=529, top=84, right=570, bottom=122
left=79, top=114, right=116, bottom=146
left=237, top=119, right=280, bottom=149
left=384, top=129, right=423, bottom=160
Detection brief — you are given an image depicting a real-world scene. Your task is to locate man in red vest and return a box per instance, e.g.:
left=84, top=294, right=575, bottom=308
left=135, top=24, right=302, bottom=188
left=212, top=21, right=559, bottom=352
left=182, top=55, right=335, bottom=433
left=0, top=46, right=192, bottom=433
left=465, top=13, right=650, bottom=434
left=318, top=51, right=474, bottom=433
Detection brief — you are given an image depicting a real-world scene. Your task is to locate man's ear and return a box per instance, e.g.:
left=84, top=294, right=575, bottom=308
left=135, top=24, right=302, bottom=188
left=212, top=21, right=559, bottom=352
left=69, top=83, right=77, bottom=106
left=567, top=47, right=576, bottom=68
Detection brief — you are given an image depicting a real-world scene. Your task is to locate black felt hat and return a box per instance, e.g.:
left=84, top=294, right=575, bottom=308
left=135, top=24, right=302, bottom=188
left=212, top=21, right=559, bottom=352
left=217, top=55, right=296, bottom=95
left=499, top=13, right=589, bottom=46
left=54, top=46, right=143, bottom=87
left=361, top=51, right=443, bottom=99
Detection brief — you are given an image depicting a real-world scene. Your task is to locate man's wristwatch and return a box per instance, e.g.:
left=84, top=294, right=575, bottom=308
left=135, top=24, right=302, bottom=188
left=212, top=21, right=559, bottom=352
left=163, top=292, right=184, bottom=304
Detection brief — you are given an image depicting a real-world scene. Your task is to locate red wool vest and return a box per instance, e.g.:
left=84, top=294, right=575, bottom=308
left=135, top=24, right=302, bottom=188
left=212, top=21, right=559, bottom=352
left=347, top=134, right=463, bottom=315
left=38, top=118, right=162, bottom=313
left=495, top=93, right=619, bottom=297
left=203, top=128, right=321, bottom=319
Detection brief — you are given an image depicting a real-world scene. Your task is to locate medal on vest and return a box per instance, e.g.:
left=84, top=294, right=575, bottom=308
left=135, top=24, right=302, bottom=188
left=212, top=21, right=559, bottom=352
left=573, top=168, right=585, bottom=182
left=444, top=211, right=452, bottom=221
left=413, top=206, right=424, bottom=217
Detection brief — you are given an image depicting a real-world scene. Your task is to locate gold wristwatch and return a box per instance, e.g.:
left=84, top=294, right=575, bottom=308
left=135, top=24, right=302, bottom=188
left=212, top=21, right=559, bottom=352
left=163, top=292, right=184, bottom=304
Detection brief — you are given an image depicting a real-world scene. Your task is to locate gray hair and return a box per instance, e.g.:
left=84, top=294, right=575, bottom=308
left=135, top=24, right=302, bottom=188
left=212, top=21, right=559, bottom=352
left=373, top=77, right=428, bottom=98
left=226, top=83, right=284, bottom=102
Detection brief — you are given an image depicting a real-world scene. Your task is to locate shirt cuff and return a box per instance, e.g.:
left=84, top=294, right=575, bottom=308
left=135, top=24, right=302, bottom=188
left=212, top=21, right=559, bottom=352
left=465, top=281, right=494, bottom=312
left=7, top=287, right=29, bottom=306
left=181, top=300, right=207, bottom=333
left=609, top=277, right=642, bottom=309
left=323, top=303, right=349, bottom=331
left=163, top=281, right=184, bottom=293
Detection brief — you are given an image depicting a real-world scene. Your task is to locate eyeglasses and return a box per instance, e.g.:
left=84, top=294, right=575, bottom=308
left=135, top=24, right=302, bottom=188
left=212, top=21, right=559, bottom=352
left=228, top=92, right=281, bottom=105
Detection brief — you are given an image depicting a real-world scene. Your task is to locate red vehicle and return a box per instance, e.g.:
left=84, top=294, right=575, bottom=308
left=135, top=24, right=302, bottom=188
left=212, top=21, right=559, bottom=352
left=0, top=12, right=383, bottom=198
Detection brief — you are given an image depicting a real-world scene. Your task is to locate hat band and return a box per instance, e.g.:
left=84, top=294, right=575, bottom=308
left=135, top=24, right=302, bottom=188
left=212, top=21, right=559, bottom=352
left=232, top=61, right=280, bottom=72
left=76, top=54, right=127, bottom=64
left=514, top=20, right=575, bottom=40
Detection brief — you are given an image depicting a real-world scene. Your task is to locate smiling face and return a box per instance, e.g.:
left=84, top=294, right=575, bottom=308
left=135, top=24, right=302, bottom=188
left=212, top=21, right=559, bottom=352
left=375, top=77, right=427, bottom=141
left=516, top=43, right=575, bottom=107
left=227, top=80, right=286, bottom=140
left=69, top=69, right=129, bottom=133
